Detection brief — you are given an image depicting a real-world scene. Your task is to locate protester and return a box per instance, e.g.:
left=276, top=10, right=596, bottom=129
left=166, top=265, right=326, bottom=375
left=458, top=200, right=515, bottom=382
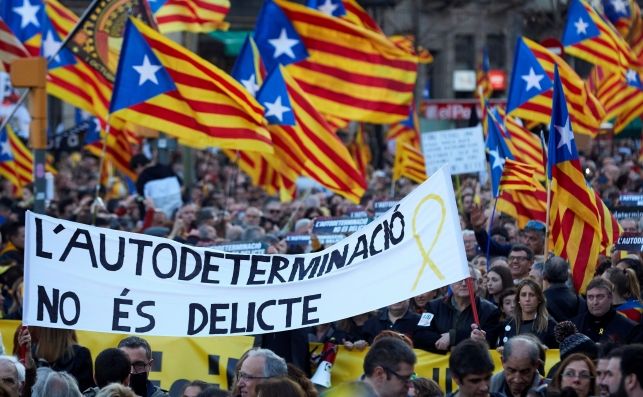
left=549, top=353, right=597, bottom=397
left=602, top=267, right=643, bottom=322
left=94, top=384, right=136, bottom=397
left=617, top=344, right=643, bottom=397
left=542, top=257, right=586, bottom=322
left=361, top=299, right=433, bottom=351
left=447, top=339, right=501, bottom=397
left=490, top=335, right=546, bottom=397
left=599, top=347, right=624, bottom=397
left=234, top=348, right=288, bottom=397
left=82, top=348, right=131, bottom=397
left=486, top=266, right=514, bottom=307
left=117, top=336, right=168, bottom=397
left=361, top=337, right=416, bottom=397
left=0, top=358, right=21, bottom=397
left=31, top=367, right=82, bottom=397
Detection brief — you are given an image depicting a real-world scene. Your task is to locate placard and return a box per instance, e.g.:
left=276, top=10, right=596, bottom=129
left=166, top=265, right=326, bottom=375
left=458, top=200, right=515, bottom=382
left=421, top=126, right=486, bottom=175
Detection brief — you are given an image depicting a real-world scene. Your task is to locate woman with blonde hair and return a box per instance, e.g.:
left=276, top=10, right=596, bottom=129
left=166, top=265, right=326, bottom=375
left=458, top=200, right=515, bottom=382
left=499, top=279, right=558, bottom=348
left=603, top=267, right=643, bottom=322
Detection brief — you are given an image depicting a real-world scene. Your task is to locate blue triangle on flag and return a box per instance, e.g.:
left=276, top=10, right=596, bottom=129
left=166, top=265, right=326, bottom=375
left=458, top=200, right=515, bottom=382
left=0, top=128, right=13, bottom=162
left=506, top=38, right=553, bottom=114
left=148, top=0, right=168, bottom=14
left=486, top=108, right=514, bottom=197
left=306, top=0, right=346, bottom=17
left=602, top=0, right=631, bottom=26
left=41, top=13, right=75, bottom=69
left=109, top=19, right=176, bottom=114
left=626, top=69, right=643, bottom=90
left=1, top=0, right=44, bottom=44
left=548, top=66, right=579, bottom=179
left=256, top=66, right=296, bottom=126
left=562, top=0, right=600, bottom=46
left=254, top=0, right=309, bottom=72
left=231, top=35, right=262, bottom=97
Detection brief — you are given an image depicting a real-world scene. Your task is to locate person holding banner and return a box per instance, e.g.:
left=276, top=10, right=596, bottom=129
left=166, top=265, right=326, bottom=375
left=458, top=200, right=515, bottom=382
left=361, top=300, right=433, bottom=352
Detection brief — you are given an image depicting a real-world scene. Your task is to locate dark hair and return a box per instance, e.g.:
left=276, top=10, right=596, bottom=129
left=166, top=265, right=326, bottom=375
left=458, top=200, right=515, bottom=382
left=586, top=277, right=613, bottom=295
left=117, top=336, right=152, bottom=360
left=604, top=267, right=641, bottom=301
left=490, top=226, right=509, bottom=241
left=95, top=348, right=131, bottom=388
left=616, top=258, right=643, bottom=289
left=412, top=377, right=443, bottom=397
left=488, top=265, right=514, bottom=292
left=510, top=244, right=534, bottom=261
left=363, top=337, right=416, bottom=377
left=181, top=380, right=209, bottom=396
left=129, top=154, right=150, bottom=170
left=254, top=377, right=304, bottom=397
left=196, top=386, right=229, bottom=397
left=449, top=339, right=494, bottom=380
left=286, top=363, right=317, bottom=397
left=543, top=256, right=570, bottom=284
left=622, top=344, right=643, bottom=380
left=550, top=353, right=596, bottom=397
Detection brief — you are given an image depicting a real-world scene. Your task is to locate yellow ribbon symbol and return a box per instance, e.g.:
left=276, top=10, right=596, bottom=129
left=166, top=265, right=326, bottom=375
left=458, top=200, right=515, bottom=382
left=411, top=194, right=446, bottom=291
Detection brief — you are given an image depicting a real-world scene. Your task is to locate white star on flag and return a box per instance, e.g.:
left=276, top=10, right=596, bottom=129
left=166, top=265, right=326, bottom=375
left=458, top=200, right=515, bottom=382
left=0, top=138, right=11, bottom=159
left=13, top=0, right=40, bottom=29
left=268, top=29, right=299, bottom=59
left=555, top=116, right=575, bottom=154
left=611, top=0, right=627, bottom=14
left=489, top=149, right=505, bottom=170
left=133, top=55, right=162, bottom=86
left=574, top=17, right=589, bottom=35
left=318, top=0, right=338, bottom=15
left=521, top=68, right=545, bottom=92
left=264, top=96, right=291, bottom=122
left=42, top=31, right=62, bottom=63
left=241, top=74, right=260, bottom=97
left=626, top=69, right=638, bottom=83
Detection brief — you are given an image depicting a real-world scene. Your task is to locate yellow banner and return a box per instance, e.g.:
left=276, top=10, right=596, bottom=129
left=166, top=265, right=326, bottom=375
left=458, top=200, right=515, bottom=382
left=0, top=321, right=561, bottom=394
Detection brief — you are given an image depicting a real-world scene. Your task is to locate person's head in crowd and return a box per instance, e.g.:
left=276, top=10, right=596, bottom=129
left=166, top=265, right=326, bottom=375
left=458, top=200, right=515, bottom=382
left=0, top=357, right=21, bottom=396
left=196, top=224, right=217, bottom=246
left=520, top=221, right=546, bottom=257
left=32, top=367, right=82, bottom=397
left=554, top=321, right=598, bottom=362
left=363, top=336, right=417, bottom=397
left=195, top=386, right=230, bottom=397
left=1, top=222, right=24, bottom=252
left=181, top=380, right=208, bottom=397
left=463, top=230, right=479, bottom=261
left=551, top=353, right=596, bottom=397
left=410, top=377, right=443, bottom=397
left=529, top=262, right=544, bottom=287
left=195, top=207, right=216, bottom=227
left=95, top=383, right=137, bottom=397
left=586, top=277, right=615, bottom=318
left=450, top=339, right=494, bottom=397
left=263, top=200, right=282, bottom=223
left=616, top=344, right=643, bottom=397
left=508, top=244, right=534, bottom=281
left=615, top=258, right=643, bottom=293
left=500, top=335, right=542, bottom=397
left=129, top=154, right=151, bottom=175
left=243, top=207, right=263, bottom=227
left=286, top=363, right=318, bottom=397
left=486, top=265, right=514, bottom=302
left=178, top=203, right=198, bottom=229
left=117, top=336, right=155, bottom=397
left=472, top=255, right=488, bottom=275
left=491, top=226, right=510, bottom=244
left=237, top=348, right=287, bottom=397
left=451, top=266, right=481, bottom=303
left=601, top=346, right=624, bottom=397
left=254, top=377, right=304, bottom=397
left=512, top=279, right=549, bottom=336
left=462, top=194, right=474, bottom=214
left=387, top=299, right=411, bottom=319
left=543, top=256, right=570, bottom=289
left=373, top=331, right=414, bottom=348
left=491, top=256, right=509, bottom=268
left=603, top=267, right=641, bottom=305
left=409, top=290, right=439, bottom=314
left=94, top=348, right=131, bottom=388
left=293, top=218, right=311, bottom=234
left=597, top=344, right=620, bottom=397
left=499, top=288, right=517, bottom=320
left=242, top=226, right=265, bottom=242
left=620, top=218, right=639, bottom=234
left=304, top=206, right=324, bottom=220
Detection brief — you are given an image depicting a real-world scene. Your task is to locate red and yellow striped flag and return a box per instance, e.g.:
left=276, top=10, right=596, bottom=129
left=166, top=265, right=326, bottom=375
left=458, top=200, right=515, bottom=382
left=347, top=123, right=371, bottom=179
left=0, top=17, right=29, bottom=72
left=275, top=0, right=418, bottom=124
left=594, top=188, right=622, bottom=254
left=499, top=159, right=539, bottom=192
left=155, top=0, right=230, bottom=33
left=393, top=141, right=427, bottom=184
left=496, top=108, right=546, bottom=182
left=496, top=187, right=547, bottom=229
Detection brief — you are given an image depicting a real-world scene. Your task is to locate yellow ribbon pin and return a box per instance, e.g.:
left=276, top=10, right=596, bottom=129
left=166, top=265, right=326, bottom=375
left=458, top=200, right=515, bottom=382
left=411, top=194, right=446, bottom=291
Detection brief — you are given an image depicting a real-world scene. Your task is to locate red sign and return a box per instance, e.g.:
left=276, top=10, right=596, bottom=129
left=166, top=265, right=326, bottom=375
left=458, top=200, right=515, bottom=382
left=540, top=37, right=564, bottom=57
left=488, top=69, right=506, bottom=90
left=421, top=99, right=506, bottom=121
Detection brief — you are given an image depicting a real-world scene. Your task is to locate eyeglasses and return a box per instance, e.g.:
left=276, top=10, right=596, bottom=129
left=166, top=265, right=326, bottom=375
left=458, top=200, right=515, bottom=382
left=508, top=256, right=529, bottom=262
left=382, top=367, right=415, bottom=384
left=238, top=372, right=272, bottom=381
left=131, top=361, right=151, bottom=374
left=562, top=370, right=593, bottom=380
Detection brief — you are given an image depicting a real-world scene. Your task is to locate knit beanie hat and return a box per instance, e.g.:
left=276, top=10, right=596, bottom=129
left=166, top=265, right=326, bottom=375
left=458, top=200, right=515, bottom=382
left=555, top=321, right=598, bottom=360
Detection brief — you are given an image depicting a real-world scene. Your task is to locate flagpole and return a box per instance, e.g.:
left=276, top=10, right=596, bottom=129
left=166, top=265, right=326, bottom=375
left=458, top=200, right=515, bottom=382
left=542, top=129, right=551, bottom=258
left=485, top=197, right=498, bottom=271
left=92, top=117, right=111, bottom=226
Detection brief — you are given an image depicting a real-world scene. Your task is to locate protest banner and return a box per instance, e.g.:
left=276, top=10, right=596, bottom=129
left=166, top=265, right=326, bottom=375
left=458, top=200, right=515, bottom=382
left=24, top=167, right=469, bottom=337
left=374, top=201, right=398, bottom=218
left=420, top=126, right=486, bottom=175
left=312, top=216, right=371, bottom=234
left=211, top=242, right=266, bottom=255
left=619, top=194, right=643, bottom=207
left=615, top=234, right=643, bottom=253
left=613, top=206, right=643, bottom=221
left=0, top=320, right=560, bottom=395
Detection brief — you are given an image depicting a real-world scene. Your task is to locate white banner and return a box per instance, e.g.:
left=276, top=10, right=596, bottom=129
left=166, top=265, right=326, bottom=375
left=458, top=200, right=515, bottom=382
left=421, top=126, right=486, bottom=175
left=24, top=167, right=469, bottom=337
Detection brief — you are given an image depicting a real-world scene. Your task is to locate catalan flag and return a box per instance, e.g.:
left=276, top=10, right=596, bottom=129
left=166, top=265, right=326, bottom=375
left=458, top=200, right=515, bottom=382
left=499, top=159, right=540, bottom=192
left=0, top=0, right=43, bottom=55
left=111, top=17, right=273, bottom=153
left=613, top=69, right=643, bottom=133
left=347, top=123, right=371, bottom=179
left=506, top=37, right=604, bottom=137
left=153, top=0, right=230, bottom=33
left=594, top=187, right=622, bottom=254
left=497, top=187, right=548, bottom=229
left=254, top=0, right=418, bottom=124
left=486, top=108, right=514, bottom=197
left=389, top=35, right=433, bottom=64
left=548, top=66, right=601, bottom=292
left=602, top=0, right=638, bottom=37
left=476, top=48, right=492, bottom=101
left=0, top=125, right=28, bottom=194
left=0, top=17, right=29, bottom=72
left=393, top=141, right=427, bottom=184
left=307, top=0, right=346, bottom=17
left=387, top=104, right=420, bottom=149
left=257, top=65, right=366, bottom=203
left=341, top=0, right=382, bottom=33
left=562, top=0, right=636, bottom=75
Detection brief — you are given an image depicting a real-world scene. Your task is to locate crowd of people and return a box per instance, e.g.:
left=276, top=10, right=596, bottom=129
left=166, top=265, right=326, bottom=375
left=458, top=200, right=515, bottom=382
left=0, top=135, right=641, bottom=397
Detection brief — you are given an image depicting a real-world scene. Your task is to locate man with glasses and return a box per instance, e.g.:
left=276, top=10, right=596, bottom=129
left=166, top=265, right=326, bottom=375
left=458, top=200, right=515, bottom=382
left=362, top=337, right=416, bottom=397
left=237, top=348, right=287, bottom=397
left=448, top=339, right=502, bottom=397
left=507, top=244, right=534, bottom=283
left=572, top=277, right=637, bottom=343
left=118, top=336, right=168, bottom=397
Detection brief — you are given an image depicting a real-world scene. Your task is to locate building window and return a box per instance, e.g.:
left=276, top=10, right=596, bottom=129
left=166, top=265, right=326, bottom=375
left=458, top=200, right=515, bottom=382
left=487, top=33, right=505, bottom=69
left=455, top=34, right=475, bottom=70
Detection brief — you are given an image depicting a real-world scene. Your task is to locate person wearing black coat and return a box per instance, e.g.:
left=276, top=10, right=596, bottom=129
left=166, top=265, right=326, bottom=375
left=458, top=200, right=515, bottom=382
left=543, top=257, right=586, bottom=322
left=361, top=300, right=434, bottom=351
left=424, top=277, right=501, bottom=353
